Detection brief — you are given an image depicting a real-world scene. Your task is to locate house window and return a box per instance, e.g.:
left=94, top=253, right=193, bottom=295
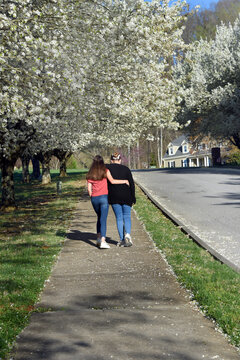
left=168, top=161, right=175, bottom=168
left=198, top=144, right=206, bottom=150
left=169, top=147, right=174, bottom=155
left=182, top=145, right=188, bottom=153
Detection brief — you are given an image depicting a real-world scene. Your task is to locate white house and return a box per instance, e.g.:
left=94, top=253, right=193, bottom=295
left=163, top=135, right=212, bottom=168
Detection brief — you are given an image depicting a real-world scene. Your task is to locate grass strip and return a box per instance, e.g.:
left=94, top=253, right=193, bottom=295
left=134, top=186, right=240, bottom=349
left=0, top=170, right=86, bottom=359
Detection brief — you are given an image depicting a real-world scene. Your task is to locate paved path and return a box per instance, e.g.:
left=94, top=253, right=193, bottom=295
left=13, top=193, right=239, bottom=360
left=133, top=168, right=240, bottom=273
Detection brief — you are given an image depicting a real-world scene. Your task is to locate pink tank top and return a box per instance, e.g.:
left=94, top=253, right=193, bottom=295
left=87, top=177, right=108, bottom=197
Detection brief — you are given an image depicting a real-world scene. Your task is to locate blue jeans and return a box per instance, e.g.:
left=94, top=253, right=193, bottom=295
left=91, top=195, right=109, bottom=238
left=111, top=204, right=131, bottom=241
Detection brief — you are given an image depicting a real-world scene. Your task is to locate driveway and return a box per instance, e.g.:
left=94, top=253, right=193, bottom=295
left=133, top=167, right=240, bottom=272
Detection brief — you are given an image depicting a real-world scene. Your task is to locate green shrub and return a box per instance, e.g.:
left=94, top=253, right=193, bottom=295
left=150, top=152, right=157, bottom=167
left=226, top=151, right=240, bottom=166
left=66, top=155, right=78, bottom=169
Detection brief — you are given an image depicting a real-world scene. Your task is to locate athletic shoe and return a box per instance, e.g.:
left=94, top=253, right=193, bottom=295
left=100, top=241, right=110, bottom=249
left=97, top=238, right=101, bottom=247
left=124, top=233, right=133, bottom=246
left=117, top=239, right=132, bottom=247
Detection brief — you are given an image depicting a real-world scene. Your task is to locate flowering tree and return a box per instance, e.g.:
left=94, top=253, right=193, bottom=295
left=1, top=0, right=189, bottom=209
left=0, top=0, right=70, bottom=207
left=175, top=17, right=240, bottom=149
left=0, top=0, right=92, bottom=204
left=79, top=0, right=188, bottom=146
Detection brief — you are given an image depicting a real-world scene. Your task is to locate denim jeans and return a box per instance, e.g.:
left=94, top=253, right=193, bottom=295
left=91, top=195, right=109, bottom=238
left=111, top=204, right=131, bottom=241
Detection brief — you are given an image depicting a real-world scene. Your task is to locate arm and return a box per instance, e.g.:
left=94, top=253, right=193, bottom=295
left=87, top=181, right=92, bottom=196
left=106, top=169, right=129, bottom=186
left=128, top=170, right=136, bottom=204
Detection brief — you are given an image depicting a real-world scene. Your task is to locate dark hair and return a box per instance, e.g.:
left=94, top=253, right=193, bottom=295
left=110, top=152, right=121, bottom=161
left=86, top=155, right=107, bottom=181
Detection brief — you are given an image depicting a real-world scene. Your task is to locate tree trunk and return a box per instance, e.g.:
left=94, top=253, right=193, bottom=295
left=21, top=154, right=31, bottom=183
left=59, top=153, right=72, bottom=177
left=32, top=156, right=41, bottom=180
left=53, top=150, right=72, bottom=177
left=147, top=141, right=150, bottom=168
left=160, top=127, right=163, bottom=168
left=132, top=146, right=136, bottom=169
left=127, top=144, right=131, bottom=168
left=41, top=155, right=51, bottom=185
left=35, top=152, right=52, bottom=184
left=230, top=134, right=240, bottom=150
left=137, top=140, right=141, bottom=169
left=1, top=158, right=17, bottom=211
left=59, top=161, right=67, bottom=177
left=157, top=127, right=163, bottom=168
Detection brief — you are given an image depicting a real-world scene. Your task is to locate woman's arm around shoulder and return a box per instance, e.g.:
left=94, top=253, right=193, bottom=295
left=106, top=169, right=129, bottom=186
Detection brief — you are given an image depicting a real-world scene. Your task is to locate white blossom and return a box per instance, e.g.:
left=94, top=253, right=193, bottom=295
left=175, top=16, right=240, bottom=147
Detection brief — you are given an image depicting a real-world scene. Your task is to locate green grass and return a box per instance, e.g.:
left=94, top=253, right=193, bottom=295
left=134, top=187, right=240, bottom=349
left=0, top=170, right=87, bottom=359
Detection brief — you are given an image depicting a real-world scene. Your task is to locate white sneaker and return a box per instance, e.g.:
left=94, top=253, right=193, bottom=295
left=100, top=241, right=110, bottom=249
left=124, top=233, right=133, bottom=246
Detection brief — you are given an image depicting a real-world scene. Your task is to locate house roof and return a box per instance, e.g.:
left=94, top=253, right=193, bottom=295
left=163, top=149, right=190, bottom=160
left=169, top=135, right=188, bottom=147
left=163, top=134, right=189, bottom=160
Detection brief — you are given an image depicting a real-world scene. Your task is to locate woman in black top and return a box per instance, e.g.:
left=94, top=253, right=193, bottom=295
left=106, top=152, right=136, bottom=247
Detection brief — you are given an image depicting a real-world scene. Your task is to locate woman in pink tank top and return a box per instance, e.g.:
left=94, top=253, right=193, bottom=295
left=86, top=155, right=129, bottom=249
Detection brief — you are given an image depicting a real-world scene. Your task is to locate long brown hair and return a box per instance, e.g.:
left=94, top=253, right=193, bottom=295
left=86, top=155, right=107, bottom=181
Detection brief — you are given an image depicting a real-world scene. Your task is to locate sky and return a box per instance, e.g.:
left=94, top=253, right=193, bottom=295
left=146, top=0, right=221, bottom=11
left=185, top=0, right=220, bottom=10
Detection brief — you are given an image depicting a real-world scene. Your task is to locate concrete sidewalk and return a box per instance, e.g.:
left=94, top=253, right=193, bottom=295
left=13, top=193, right=239, bottom=360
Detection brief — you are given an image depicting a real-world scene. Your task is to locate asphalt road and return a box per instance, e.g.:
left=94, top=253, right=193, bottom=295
left=133, top=167, right=240, bottom=272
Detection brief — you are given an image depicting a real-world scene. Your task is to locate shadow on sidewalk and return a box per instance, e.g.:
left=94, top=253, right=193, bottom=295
left=67, top=230, right=118, bottom=247
left=13, top=293, right=232, bottom=360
